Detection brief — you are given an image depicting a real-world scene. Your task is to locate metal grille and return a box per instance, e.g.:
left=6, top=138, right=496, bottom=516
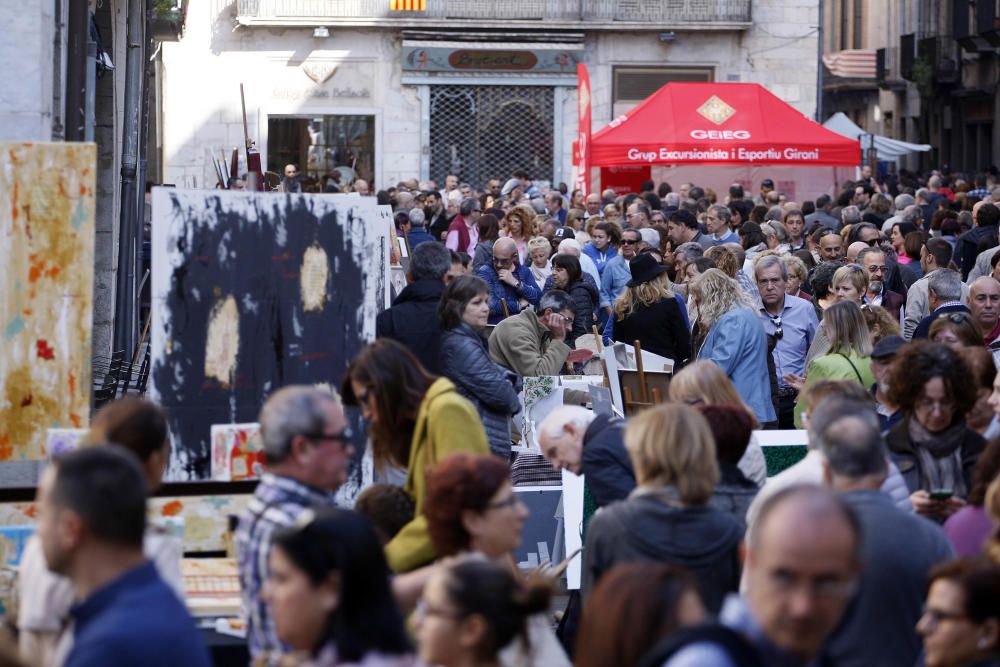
left=429, top=85, right=554, bottom=189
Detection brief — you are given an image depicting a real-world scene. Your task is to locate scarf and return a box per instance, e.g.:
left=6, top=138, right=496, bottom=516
left=907, top=417, right=968, bottom=497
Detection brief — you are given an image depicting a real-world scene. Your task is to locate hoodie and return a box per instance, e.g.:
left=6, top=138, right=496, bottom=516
left=582, top=488, right=743, bottom=613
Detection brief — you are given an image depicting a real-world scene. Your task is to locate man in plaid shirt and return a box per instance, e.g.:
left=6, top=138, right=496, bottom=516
left=236, top=386, right=354, bottom=663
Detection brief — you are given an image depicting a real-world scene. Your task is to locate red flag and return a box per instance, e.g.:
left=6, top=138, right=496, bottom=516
left=575, top=63, right=592, bottom=197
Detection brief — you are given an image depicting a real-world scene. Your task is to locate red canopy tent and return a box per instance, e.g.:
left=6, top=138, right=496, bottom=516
left=590, top=82, right=859, bottom=168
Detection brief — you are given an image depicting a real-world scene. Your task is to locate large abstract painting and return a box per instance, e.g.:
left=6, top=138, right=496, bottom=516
left=151, top=190, right=389, bottom=481
left=0, top=143, right=96, bottom=461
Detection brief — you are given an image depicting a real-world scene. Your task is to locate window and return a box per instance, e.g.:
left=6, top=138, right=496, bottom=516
left=612, top=66, right=713, bottom=116
left=267, top=115, right=375, bottom=191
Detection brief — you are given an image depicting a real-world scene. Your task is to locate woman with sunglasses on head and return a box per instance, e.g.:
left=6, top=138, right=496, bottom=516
left=342, top=339, right=489, bottom=573
left=415, top=556, right=552, bottom=667
left=886, top=341, right=985, bottom=522
left=262, top=509, right=414, bottom=667
left=931, top=312, right=985, bottom=352
left=423, top=454, right=570, bottom=667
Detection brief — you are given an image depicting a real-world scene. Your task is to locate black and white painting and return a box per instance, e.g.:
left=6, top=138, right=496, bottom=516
left=151, top=189, right=389, bottom=483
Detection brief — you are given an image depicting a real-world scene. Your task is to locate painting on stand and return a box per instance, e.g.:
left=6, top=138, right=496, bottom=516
left=151, top=190, right=389, bottom=484
left=0, top=143, right=96, bottom=461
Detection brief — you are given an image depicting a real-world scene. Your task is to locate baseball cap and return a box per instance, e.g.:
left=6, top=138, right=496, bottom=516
left=870, top=335, right=904, bottom=360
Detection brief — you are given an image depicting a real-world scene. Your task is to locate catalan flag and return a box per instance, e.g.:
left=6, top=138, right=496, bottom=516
left=390, top=0, right=426, bottom=10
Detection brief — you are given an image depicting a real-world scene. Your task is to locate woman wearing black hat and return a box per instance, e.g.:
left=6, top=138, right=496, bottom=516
left=611, top=254, right=691, bottom=367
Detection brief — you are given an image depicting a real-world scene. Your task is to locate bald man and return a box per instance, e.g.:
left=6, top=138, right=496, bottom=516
left=663, top=486, right=861, bottom=667
left=846, top=241, right=868, bottom=263
left=474, top=236, right=541, bottom=324
left=968, top=276, right=1000, bottom=344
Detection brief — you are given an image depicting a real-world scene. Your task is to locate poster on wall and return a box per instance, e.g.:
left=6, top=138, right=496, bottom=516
left=151, top=189, right=389, bottom=482
left=0, top=143, right=96, bottom=461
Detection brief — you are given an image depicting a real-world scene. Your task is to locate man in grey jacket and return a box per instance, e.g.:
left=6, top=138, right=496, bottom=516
left=819, top=397, right=954, bottom=667
left=903, top=238, right=969, bottom=340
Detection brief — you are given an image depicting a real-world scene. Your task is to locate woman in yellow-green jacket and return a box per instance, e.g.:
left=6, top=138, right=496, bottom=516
left=342, top=339, right=489, bottom=573
left=791, top=300, right=875, bottom=427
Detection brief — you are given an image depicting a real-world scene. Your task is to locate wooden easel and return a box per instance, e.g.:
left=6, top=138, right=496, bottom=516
left=619, top=340, right=671, bottom=416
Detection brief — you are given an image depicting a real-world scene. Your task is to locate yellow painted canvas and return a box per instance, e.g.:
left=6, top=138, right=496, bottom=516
left=0, top=143, right=96, bottom=460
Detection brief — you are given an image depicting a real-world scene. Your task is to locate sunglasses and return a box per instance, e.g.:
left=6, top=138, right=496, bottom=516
left=770, top=315, right=783, bottom=340
left=937, top=312, right=971, bottom=324
left=622, top=239, right=639, bottom=245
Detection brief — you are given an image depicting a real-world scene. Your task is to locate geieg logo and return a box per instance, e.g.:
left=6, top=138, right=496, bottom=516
left=690, top=129, right=752, bottom=140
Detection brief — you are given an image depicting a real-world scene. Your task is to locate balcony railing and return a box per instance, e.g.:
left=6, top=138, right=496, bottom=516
left=236, top=0, right=752, bottom=27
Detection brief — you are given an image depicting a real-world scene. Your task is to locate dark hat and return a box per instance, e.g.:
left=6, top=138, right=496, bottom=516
left=627, top=253, right=668, bottom=288
left=552, top=226, right=574, bottom=241
left=871, top=335, right=905, bottom=359
left=761, top=178, right=775, bottom=188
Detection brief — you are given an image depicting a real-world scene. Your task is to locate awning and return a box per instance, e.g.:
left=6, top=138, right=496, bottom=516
left=590, top=82, right=860, bottom=167
left=822, top=112, right=931, bottom=159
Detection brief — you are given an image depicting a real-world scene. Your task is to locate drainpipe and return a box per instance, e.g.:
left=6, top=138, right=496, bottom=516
left=113, top=0, right=146, bottom=355
left=816, top=0, right=824, bottom=122
left=65, top=0, right=88, bottom=141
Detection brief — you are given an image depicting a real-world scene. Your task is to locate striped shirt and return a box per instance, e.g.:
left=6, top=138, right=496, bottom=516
left=236, top=473, right=337, bottom=662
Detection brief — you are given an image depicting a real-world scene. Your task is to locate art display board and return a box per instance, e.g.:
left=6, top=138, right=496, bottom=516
left=0, top=143, right=96, bottom=461
left=210, top=423, right=264, bottom=482
left=152, top=189, right=390, bottom=481
left=561, top=469, right=586, bottom=590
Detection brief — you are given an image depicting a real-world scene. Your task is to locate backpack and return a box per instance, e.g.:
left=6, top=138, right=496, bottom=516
left=637, top=623, right=763, bottom=667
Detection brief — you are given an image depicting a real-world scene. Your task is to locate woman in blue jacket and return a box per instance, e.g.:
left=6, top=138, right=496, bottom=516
left=438, top=275, right=522, bottom=459
left=689, top=268, right=777, bottom=426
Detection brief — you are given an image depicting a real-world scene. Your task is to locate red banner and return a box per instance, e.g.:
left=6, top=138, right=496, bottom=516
left=575, top=64, right=592, bottom=196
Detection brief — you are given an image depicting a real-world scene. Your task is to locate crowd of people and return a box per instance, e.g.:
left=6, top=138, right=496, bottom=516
left=12, top=168, right=1000, bottom=667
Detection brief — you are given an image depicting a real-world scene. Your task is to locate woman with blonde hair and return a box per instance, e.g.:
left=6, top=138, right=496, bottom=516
left=526, top=236, right=552, bottom=285
left=831, top=264, right=869, bottom=305
left=861, top=303, right=901, bottom=343
left=792, top=300, right=875, bottom=426
left=667, top=359, right=768, bottom=485
left=581, top=403, right=742, bottom=613
left=602, top=204, right=621, bottom=224
left=501, top=205, right=534, bottom=264
left=611, top=254, right=690, bottom=366
left=690, top=269, right=777, bottom=425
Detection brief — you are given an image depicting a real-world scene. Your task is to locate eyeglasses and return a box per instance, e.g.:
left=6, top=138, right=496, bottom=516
left=921, top=606, right=969, bottom=630
left=486, top=494, right=522, bottom=510
left=866, top=265, right=888, bottom=274
left=867, top=238, right=883, bottom=247
left=556, top=313, right=574, bottom=325
left=493, top=256, right=514, bottom=267
left=415, top=600, right=463, bottom=621
left=302, top=427, right=354, bottom=447
left=915, top=396, right=955, bottom=413
left=770, top=315, right=783, bottom=340
left=621, top=239, right=639, bottom=245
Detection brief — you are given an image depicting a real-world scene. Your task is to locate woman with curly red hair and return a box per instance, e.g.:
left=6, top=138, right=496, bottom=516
left=423, top=453, right=570, bottom=667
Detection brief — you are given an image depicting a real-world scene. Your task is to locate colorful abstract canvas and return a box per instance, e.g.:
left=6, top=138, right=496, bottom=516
left=151, top=189, right=389, bottom=480
left=210, top=422, right=264, bottom=481
left=0, top=143, right=96, bottom=461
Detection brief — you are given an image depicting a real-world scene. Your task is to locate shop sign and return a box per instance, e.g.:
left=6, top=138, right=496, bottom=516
left=403, top=45, right=581, bottom=73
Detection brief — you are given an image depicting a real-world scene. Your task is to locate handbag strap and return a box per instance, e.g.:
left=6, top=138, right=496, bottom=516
left=836, top=352, right=864, bottom=384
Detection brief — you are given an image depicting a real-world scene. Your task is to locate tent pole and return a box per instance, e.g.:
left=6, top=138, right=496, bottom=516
left=816, top=0, right=824, bottom=122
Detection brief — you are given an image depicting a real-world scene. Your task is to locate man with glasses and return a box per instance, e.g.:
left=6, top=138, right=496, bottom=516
left=625, top=201, right=651, bottom=229
left=237, top=386, right=354, bottom=662
left=600, top=228, right=644, bottom=306
left=475, top=237, right=541, bottom=324
left=661, top=485, right=861, bottom=667
left=755, top=255, right=818, bottom=428
left=584, top=192, right=603, bottom=219
left=858, top=246, right=905, bottom=320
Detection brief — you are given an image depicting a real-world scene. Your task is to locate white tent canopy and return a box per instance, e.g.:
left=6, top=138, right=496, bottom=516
left=822, top=112, right=931, bottom=160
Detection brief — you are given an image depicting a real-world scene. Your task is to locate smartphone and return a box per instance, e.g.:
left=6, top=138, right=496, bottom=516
left=929, top=488, right=954, bottom=501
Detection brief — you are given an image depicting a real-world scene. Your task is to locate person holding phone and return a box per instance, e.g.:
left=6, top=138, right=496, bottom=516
left=885, top=341, right=986, bottom=522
